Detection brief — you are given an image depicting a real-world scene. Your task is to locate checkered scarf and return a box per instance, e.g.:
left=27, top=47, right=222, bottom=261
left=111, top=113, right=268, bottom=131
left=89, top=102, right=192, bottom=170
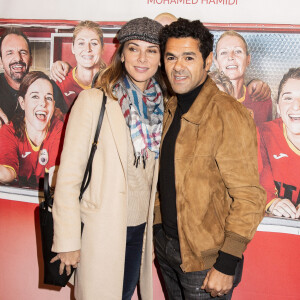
left=114, top=75, right=164, bottom=167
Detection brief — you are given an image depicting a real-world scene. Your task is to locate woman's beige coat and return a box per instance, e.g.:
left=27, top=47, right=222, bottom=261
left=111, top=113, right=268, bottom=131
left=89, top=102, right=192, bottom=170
left=52, top=89, right=158, bottom=300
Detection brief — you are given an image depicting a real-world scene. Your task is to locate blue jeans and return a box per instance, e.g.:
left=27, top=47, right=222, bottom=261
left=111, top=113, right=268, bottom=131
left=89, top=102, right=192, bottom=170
left=154, top=227, right=243, bottom=300
left=122, top=222, right=146, bottom=300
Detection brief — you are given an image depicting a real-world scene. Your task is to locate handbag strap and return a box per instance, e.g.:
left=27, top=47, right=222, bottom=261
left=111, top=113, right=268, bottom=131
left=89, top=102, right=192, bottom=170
left=79, top=91, right=107, bottom=200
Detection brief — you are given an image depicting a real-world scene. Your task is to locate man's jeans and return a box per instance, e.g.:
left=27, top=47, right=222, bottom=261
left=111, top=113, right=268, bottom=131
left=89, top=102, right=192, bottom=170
left=154, top=227, right=243, bottom=300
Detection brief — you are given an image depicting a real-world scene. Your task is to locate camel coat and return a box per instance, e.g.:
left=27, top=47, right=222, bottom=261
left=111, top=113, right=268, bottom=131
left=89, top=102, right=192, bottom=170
left=52, top=88, right=158, bottom=300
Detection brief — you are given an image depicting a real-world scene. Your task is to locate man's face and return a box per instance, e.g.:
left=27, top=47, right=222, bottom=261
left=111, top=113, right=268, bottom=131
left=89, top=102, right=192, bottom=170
left=0, top=34, right=31, bottom=83
left=214, top=35, right=250, bottom=81
left=164, top=37, right=212, bottom=94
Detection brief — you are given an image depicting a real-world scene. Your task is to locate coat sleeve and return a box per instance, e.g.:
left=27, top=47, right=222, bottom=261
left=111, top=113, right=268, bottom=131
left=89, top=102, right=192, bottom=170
left=215, top=99, right=266, bottom=258
left=52, top=89, right=103, bottom=252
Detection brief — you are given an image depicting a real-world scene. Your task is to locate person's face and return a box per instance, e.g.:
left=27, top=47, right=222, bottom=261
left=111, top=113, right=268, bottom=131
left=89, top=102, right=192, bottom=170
left=19, top=78, right=55, bottom=133
left=0, top=34, right=31, bottom=83
left=164, top=37, right=212, bottom=94
left=214, top=35, right=250, bottom=81
left=121, top=40, right=161, bottom=91
left=72, top=28, right=103, bottom=69
left=277, top=78, right=300, bottom=139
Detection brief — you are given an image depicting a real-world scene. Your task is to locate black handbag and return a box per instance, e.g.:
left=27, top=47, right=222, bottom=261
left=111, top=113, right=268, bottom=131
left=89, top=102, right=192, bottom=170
left=39, top=92, right=107, bottom=287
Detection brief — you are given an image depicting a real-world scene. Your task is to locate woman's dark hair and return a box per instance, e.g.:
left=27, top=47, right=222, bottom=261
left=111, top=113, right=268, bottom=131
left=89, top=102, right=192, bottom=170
left=159, top=18, right=214, bottom=65
left=12, top=71, right=53, bottom=141
left=277, top=67, right=300, bottom=103
left=94, top=43, right=167, bottom=99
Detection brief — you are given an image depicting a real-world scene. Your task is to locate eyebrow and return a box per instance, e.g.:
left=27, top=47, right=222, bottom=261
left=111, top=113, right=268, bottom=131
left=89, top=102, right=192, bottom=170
left=127, top=42, right=159, bottom=48
left=282, top=92, right=292, bottom=96
left=165, top=51, right=196, bottom=56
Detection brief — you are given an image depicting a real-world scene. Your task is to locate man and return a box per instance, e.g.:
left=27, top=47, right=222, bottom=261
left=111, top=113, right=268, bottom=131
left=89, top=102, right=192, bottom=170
left=154, top=18, right=266, bottom=299
left=0, top=28, right=66, bottom=126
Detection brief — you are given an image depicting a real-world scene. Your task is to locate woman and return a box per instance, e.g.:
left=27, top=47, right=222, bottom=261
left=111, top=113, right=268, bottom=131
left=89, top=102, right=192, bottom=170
left=0, top=71, right=63, bottom=186
left=259, top=67, right=300, bottom=219
left=55, top=21, right=105, bottom=110
left=214, top=30, right=273, bottom=126
left=51, top=17, right=165, bottom=299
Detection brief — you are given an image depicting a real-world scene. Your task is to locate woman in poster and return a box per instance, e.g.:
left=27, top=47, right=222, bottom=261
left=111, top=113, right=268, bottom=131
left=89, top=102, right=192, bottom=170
left=259, top=67, right=300, bottom=219
left=0, top=71, right=63, bottom=186
left=214, top=30, right=273, bottom=126
left=54, top=21, right=105, bottom=110
left=51, top=17, right=165, bottom=300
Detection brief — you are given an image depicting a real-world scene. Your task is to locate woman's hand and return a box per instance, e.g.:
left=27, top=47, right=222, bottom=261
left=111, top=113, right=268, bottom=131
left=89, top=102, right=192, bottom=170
left=268, top=198, right=297, bottom=219
left=50, top=250, right=81, bottom=276
left=50, top=61, right=71, bottom=83
left=247, top=79, right=271, bottom=102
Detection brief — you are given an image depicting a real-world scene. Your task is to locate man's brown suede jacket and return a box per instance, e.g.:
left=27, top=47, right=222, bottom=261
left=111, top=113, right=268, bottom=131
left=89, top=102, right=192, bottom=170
left=154, top=77, right=266, bottom=273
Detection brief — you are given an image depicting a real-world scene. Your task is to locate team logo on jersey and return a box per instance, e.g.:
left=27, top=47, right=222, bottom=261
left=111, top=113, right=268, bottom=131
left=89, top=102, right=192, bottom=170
left=64, top=91, right=76, bottom=97
left=39, top=149, right=49, bottom=165
left=21, top=151, right=31, bottom=158
left=273, top=153, right=288, bottom=160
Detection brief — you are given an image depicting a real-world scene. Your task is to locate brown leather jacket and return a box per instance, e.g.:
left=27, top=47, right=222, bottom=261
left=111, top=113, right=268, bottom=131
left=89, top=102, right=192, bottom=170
left=154, top=77, right=266, bottom=272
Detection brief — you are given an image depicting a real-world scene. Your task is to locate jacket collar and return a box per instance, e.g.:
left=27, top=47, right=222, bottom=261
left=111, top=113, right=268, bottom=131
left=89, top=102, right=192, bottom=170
left=166, top=76, right=219, bottom=125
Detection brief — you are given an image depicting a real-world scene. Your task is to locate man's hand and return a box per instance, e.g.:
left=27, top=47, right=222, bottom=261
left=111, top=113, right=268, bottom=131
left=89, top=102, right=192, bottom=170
left=269, top=198, right=297, bottom=219
left=247, top=79, right=271, bottom=102
left=0, top=108, right=8, bottom=128
left=50, top=61, right=71, bottom=83
left=201, top=267, right=234, bottom=297
left=50, top=250, right=80, bottom=276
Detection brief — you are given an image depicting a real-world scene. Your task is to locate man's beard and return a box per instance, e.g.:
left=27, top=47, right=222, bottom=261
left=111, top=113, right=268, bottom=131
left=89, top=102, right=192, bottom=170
left=9, top=61, right=29, bottom=83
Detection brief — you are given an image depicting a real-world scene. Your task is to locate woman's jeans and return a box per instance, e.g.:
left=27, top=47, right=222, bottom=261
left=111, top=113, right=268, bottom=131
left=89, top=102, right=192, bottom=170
left=122, top=222, right=146, bottom=300
left=154, top=226, right=243, bottom=300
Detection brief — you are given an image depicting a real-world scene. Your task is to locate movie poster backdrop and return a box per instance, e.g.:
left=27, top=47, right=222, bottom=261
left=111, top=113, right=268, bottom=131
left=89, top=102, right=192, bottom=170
left=1, top=16, right=300, bottom=235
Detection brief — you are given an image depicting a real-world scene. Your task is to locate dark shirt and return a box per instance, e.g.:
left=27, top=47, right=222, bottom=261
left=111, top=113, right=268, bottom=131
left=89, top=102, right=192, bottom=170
left=0, top=73, right=68, bottom=121
left=159, top=82, right=204, bottom=239
left=0, top=73, right=19, bottom=121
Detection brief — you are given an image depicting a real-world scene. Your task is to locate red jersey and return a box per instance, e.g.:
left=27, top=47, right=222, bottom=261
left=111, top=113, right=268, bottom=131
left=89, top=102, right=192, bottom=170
left=258, top=118, right=300, bottom=206
left=56, top=67, right=90, bottom=110
left=238, top=86, right=273, bottom=127
left=0, top=117, right=63, bottom=185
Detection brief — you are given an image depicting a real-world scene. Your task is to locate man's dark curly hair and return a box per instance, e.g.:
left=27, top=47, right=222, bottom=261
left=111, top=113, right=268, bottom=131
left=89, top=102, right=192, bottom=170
left=159, top=18, right=213, bottom=62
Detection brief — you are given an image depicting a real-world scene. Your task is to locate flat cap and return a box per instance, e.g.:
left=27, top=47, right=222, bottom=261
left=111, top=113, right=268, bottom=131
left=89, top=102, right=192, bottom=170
left=118, top=17, right=163, bottom=45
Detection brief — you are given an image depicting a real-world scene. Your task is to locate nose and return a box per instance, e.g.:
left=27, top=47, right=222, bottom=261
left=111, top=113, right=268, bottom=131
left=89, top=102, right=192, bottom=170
left=292, top=97, right=300, bottom=110
left=228, top=50, right=235, bottom=60
left=14, top=51, right=23, bottom=62
left=173, top=58, right=184, bottom=72
left=85, top=43, right=92, bottom=52
left=138, top=50, right=147, bottom=63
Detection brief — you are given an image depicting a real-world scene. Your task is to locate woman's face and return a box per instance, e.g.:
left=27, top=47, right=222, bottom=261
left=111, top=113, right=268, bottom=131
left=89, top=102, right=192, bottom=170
left=121, top=40, right=161, bottom=91
left=277, top=78, right=300, bottom=138
left=72, top=28, right=103, bottom=69
left=214, top=35, right=250, bottom=81
left=19, top=78, right=55, bottom=132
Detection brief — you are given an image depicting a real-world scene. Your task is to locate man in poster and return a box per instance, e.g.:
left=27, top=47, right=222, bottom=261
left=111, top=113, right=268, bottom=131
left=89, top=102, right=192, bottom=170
left=0, top=28, right=67, bottom=126
left=154, top=18, right=266, bottom=299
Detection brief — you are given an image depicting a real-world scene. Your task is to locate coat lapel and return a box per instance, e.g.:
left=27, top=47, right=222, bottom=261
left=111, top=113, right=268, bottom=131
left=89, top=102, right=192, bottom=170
left=105, top=98, right=128, bottom=177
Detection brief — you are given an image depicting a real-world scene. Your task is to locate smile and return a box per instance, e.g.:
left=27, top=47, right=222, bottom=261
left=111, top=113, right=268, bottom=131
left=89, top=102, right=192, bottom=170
left=289, top=114, right=300, bottom=121
left=134, top=67, right=149, bottom=72
left=35, top=111, right=47, bottom=121
left=174, top=75, right=188, bottom=81
left=226, top=65, right=238, bottom=69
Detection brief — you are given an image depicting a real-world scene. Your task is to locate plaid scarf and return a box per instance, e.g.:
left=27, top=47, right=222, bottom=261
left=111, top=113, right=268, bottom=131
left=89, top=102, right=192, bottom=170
left=114, top=75, right=164, bottom=167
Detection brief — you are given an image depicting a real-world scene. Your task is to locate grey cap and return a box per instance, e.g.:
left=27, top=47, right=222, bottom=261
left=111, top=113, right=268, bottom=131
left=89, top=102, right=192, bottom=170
left=118, top=17, right=163, bottom=45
